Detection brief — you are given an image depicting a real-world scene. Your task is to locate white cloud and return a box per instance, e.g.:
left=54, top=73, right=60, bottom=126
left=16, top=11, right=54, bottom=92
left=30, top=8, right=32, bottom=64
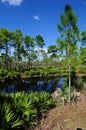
left=42, top=48, right=47, bottom=53
left=33, top=15, right=40, bottom=20
left=1, top=0, right=23, bottom=6
left=35, top=48, right=47, bottom=53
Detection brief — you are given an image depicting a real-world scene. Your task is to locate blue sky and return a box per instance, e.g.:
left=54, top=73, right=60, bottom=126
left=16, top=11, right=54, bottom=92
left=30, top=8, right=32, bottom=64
left=0, top=0, right=86, bottom=48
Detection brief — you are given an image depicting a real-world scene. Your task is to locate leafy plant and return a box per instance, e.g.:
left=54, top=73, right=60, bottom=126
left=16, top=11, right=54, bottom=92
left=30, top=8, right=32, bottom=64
left=0, top=102, right=23, bottom=130
left=0, top=69, right=18, bottom=82
left=0, top=91, right=56, bottom=129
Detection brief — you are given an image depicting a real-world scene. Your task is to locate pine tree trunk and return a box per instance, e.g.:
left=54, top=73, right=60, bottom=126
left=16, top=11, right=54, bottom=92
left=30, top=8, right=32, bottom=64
left=68, top=63, right=71, bottom=103
left=28, top=48, right=31, bottom=70
left=68, top=42, right=71, bottom=104
left=5, top=42, right=8, bottom=70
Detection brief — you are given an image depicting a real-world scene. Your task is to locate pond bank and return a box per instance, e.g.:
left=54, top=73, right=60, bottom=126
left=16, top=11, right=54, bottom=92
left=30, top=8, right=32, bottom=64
left=21, top=73, right=86, bottom=79
left=33, top=90, right=86, bottom=130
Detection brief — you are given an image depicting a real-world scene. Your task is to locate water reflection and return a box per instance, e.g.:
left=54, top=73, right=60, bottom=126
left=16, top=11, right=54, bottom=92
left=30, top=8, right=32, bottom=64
left=58, top=78, right=65, bottom=92
left=0, top=77, right=66, bottom=93
left=3, top=84, right=15, bottom=93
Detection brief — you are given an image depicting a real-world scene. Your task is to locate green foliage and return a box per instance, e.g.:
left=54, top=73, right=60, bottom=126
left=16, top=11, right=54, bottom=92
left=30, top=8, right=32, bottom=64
left=80, top=31, right=86, bottom=64
left=35, top=35, right=45, bottom=48
left=28, top=92, right=56, bottom=114
left=10, top=92, right=37, bottom=126
left=57, top=4, right=79, bottom=60
left=75, top=77, right=84, bottom=91
left=57, top=4, right=80, bottom=103
left=0, top=91, right=56, bottom=129
left=0, top=102, right=23, bottom=130
left=81, top=66, right=86, bottom=73
left=48, top=45, right=58, bottom=54
left=24, top=67, right=69, bottom=77
left=38, top=92, right=55, bottom=112
left=0, top=69, right=18, bottom=82
left=76, top=66, right=86, bottom=74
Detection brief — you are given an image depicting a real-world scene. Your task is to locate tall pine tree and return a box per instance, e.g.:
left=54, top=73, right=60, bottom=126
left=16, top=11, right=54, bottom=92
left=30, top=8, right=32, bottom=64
left=57, top=5, right=80, bottom=103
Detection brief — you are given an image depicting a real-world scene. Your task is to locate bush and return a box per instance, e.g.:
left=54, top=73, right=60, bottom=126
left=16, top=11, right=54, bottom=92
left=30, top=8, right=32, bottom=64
left=0, top=95, right=23, bottom=130
left=0, top=69, right=18, bottom=82
left=24, top=67, right=68, bottom=77
left=0, top=91, right=56, bottom=129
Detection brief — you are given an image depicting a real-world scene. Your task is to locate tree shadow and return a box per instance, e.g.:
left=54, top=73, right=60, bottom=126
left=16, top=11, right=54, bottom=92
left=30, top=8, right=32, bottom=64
left=82, top=76, right=86, bottom=83
left=76, top=128, right=82, bottom=130
left=71, top=70, right=77, bottom=86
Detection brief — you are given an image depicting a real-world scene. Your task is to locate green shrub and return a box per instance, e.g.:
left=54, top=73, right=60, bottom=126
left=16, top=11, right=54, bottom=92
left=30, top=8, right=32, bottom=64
left=0, top=69, right=18, bottom=82
left=0, top=91, right=56, bottom=129
left=0, top=102, right=23, bottom=130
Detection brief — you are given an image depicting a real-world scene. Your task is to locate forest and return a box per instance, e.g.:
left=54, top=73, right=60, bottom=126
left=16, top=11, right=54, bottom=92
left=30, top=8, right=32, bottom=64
left=0, top=4, right=86, bottom=130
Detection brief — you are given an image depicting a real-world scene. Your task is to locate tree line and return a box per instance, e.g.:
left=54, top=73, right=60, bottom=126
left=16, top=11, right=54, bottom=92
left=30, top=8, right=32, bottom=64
left=0, top=5, right=86, bottom=72
left=0, top=28, right=60, bottom=70
left=0, top=30, right=45, bottom=70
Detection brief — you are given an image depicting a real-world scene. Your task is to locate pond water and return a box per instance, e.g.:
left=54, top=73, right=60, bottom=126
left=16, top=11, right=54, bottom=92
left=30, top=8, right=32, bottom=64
left=0, top=77, right=66, bottom=93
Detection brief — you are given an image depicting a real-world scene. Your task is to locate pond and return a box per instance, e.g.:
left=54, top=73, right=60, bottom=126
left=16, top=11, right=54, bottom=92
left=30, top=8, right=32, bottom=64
left=0, top=76, right=66, bottom=93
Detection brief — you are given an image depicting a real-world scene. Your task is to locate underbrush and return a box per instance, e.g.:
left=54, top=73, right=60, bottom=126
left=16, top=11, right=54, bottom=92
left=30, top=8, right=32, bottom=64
left=24, top=67, right=68, bottom=77
left=0, top=91, right=56, bottom=130
left=0, top=69, right=19, bottom=82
